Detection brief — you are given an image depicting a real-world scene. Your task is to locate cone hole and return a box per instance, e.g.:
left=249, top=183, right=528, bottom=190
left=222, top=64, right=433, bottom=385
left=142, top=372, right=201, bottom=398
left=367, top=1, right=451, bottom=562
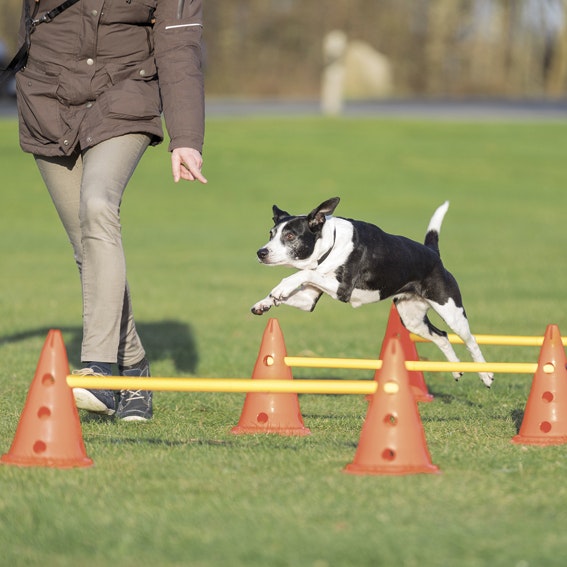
left=33, top=441, right=47, bottom=454
left=383, top=381, right=399, bottom=394
left=382, top=448, right=396, bottom=461
left=543, top=363, right=555, bottom=374
left=384, top=413, right=398, bottom=426
left=41, top=373, right=55, bottom=386
left=257, top=412, right=269, bottom=424
left=540, top=421, right=552, bottom=433
left=542, top=391, right=554, bottom=403
left=264, top=356, right=274, bottom=367
left=37, top=407, right=51, bottom=419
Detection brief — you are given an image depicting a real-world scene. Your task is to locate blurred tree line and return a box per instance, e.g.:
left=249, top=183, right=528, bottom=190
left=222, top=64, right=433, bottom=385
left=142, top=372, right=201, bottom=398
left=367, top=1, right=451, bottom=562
left=2, top=0, right=566, bottom=99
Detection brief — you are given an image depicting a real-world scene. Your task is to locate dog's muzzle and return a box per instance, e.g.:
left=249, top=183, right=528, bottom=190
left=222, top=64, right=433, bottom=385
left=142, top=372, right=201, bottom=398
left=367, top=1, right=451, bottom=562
left=257, top=248, right=270, bottom=262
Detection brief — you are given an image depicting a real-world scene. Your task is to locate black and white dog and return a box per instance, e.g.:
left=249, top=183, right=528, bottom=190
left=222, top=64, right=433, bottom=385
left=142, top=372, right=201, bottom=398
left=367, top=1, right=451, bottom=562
left=251, top=197, right=493, bottom=387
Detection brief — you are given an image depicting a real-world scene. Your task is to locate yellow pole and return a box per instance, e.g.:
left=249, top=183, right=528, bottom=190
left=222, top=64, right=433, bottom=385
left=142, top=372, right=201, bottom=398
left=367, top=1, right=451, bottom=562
left=67, top=376, right=378, bottom=395
left=286, top=356, right=382, bottom=370
left=68, top=359, right=540, bottom=395
left=284, top=357, right=538, bottom=374
left=69, top=341, right=549, bottom=395
left=409, top=333, right=567, bottom=347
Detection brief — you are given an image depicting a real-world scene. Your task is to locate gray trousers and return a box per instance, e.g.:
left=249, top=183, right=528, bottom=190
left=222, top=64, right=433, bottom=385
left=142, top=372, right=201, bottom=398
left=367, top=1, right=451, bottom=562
left=35, top=133, right=151, bottom=366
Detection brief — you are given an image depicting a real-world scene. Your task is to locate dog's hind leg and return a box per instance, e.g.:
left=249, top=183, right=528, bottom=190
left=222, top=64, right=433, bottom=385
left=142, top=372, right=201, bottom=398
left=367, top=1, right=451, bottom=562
left=427, top=298, right=494, bottom=388
left=394, top=298, right=464, bottom=381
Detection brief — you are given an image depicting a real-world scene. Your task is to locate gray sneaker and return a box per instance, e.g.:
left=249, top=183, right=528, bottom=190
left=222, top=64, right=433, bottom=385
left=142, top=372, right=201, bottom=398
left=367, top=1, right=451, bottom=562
left=117, top=357, right=153, bottom=421
left=73, top=365, right=116, bottom=415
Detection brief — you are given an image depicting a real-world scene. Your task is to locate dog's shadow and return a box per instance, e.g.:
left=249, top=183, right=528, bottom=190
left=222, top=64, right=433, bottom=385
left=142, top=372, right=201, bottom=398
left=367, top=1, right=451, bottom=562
left=0, top=320, right=198, bottom=373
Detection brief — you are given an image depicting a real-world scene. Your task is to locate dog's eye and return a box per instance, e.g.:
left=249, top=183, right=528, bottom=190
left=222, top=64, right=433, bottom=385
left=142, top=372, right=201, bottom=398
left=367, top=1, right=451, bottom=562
left=284, top=232, right=295, bottom=241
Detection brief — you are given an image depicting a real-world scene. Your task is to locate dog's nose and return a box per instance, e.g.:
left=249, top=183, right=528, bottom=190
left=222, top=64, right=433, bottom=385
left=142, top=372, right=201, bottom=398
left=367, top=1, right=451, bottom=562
left=257, top=248, right=269, bottom=261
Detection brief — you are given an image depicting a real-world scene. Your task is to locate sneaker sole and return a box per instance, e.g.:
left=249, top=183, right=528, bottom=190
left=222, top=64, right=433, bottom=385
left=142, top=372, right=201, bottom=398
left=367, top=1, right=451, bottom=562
left=118, top=415, right=151, bottom=422
left=73, top=388, right=115, bottom=415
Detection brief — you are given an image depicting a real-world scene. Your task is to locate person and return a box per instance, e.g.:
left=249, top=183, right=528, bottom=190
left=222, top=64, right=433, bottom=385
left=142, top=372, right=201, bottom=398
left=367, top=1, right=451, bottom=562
left=15, top=0, right=207, bottom=421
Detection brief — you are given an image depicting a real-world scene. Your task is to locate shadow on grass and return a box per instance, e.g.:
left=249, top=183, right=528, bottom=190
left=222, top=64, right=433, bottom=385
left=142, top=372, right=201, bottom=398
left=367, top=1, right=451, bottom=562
left=425, top=388, right=483, bottom=407
left=511, top=408, right=525, bottom=433
left=102, top=436, right=233, bottom=447
left=0, top=320, right=198, bottom=373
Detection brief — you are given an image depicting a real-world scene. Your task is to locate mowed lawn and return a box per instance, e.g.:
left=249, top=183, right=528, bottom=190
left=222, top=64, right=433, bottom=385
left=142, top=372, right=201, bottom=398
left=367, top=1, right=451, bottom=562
left=1, top=114, right=567, bottom=567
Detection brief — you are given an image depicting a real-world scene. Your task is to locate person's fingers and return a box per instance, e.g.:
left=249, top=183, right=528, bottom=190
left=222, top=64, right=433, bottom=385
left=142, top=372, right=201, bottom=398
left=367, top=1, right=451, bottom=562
left=171, top=149, right=207, bottom=184
left=181, top=161, right=207, bottom=183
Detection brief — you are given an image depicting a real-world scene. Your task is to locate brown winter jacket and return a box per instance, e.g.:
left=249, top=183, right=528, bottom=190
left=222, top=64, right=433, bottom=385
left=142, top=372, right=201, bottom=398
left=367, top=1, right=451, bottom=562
left=16, top=0, right=204, bottom=157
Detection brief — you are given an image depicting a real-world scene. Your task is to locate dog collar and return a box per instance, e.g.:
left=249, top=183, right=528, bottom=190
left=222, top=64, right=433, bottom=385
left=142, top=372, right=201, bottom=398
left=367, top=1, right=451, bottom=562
left=317, top=228, right=336, bottom=265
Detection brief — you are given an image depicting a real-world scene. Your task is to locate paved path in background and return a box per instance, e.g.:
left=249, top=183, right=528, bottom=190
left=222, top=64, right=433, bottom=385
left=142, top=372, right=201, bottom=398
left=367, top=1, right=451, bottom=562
left=2, top=96, right=567, bottom=120
left=203, top=98, right=567, bottom=120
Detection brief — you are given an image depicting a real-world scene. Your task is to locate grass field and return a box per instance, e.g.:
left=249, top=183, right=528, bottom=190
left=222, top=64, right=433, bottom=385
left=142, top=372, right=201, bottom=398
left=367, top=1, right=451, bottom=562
left=1, top=114, right=567, bottom=567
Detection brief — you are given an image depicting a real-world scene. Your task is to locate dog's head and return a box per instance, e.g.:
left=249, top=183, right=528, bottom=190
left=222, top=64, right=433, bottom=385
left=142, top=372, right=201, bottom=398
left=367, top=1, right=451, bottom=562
left=256, top=197, right=340, bottom=268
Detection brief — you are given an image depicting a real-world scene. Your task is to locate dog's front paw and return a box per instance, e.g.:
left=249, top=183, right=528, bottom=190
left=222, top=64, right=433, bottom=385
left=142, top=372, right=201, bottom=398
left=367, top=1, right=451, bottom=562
left=251, top=298, right=275, bottom=315
left=269, top=275, right=305, bottom=303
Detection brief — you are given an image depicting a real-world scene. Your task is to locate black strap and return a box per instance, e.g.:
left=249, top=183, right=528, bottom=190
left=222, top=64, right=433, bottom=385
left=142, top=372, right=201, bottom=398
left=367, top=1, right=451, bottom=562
left=32, top=0, right=82, bottom=25
left=317, top=228, right=337, bottom=266
left=0, top=43, right=29, bottom=85
left=0, top=0, right=82, bottom=85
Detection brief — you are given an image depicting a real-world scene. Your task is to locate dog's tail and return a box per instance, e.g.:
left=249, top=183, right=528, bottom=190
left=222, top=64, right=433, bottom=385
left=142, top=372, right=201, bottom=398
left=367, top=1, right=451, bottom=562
left=424, top=201, right=449, bottom=255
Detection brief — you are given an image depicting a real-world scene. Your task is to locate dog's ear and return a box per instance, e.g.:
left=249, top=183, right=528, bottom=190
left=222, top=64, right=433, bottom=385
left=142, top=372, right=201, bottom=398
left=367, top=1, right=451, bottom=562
left=272, top=205, right=291, bottom=224
left=307, top=197, right=340, bottom=231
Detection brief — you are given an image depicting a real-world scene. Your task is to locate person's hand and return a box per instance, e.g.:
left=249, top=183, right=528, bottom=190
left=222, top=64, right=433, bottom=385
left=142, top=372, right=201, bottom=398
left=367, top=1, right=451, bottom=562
left=171, top=147, right=208, bottom=184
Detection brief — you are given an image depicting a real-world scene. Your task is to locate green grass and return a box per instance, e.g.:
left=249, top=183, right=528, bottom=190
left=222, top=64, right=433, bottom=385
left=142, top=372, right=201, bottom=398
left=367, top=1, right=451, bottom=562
left=1, top=115, right=567, bottom=566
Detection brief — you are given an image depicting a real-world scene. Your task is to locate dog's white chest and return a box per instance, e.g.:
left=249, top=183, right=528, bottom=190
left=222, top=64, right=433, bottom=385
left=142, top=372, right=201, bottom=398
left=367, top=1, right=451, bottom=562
left=349, top=288, right=382, bottom=308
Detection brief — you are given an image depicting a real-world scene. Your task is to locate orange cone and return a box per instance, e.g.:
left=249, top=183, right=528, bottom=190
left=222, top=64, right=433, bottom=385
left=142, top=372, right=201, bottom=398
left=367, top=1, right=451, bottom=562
left=345, top=334, right=440, bottom=475
left=512, top=324, right=567, bottom=446
left=231, top=318, right=310, bottom=436
left=1, top=330, right=94, bottom=468
left=375, top=303, right=433, bottom=402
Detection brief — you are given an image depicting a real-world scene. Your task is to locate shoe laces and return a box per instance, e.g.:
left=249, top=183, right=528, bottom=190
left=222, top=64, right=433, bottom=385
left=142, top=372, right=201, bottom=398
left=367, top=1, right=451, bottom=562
left=120, top=390, right=147, bottom=403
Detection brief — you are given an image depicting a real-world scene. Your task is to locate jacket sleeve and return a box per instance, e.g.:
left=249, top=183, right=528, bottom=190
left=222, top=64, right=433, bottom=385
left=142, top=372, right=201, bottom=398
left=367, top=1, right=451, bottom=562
left=153, top=0, right=205, bottom=153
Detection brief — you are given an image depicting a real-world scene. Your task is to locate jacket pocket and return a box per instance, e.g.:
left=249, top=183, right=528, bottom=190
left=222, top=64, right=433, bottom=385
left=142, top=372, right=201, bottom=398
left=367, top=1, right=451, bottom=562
left=16, top=66, right=64, bottom=144
left=101, top=0, right=157, bottom=25
left=102, top=79, right=161, bottom=120
left=105, top=56, right=157, bottom=86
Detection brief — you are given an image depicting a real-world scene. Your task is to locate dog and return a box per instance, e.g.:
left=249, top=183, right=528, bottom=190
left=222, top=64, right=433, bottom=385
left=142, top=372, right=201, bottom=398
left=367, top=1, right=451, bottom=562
left=251, top=197, right=493, bottom=387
